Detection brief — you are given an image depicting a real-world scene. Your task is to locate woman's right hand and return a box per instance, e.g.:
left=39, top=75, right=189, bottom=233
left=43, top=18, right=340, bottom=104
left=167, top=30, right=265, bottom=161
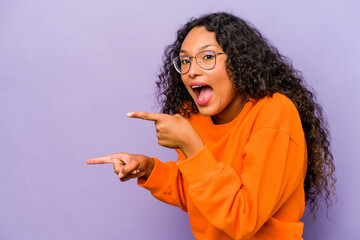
left=86, top=153, right=155, bottom=181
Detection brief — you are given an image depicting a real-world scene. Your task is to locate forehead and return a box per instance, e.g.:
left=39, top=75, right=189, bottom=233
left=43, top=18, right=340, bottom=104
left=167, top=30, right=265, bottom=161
left=180, top=26, right=220, bottom=52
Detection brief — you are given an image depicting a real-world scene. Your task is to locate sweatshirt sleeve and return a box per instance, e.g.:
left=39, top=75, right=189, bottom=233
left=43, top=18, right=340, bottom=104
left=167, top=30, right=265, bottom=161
left=137, top=157, right=188, bottom=212
left=176, top=128, right=306, bottom=239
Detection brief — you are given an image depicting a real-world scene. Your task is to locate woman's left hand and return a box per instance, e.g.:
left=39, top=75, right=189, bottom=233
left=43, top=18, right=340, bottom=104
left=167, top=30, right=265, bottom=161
left=127, top=112, right=204, bottom=158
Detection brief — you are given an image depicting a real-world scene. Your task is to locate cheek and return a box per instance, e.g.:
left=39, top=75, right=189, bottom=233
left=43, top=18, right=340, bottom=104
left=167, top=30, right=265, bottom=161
left=181, top=77, right=187, bottom=88
left=181, top=78, right=192, bottom=95
left=218, top=80, right=237, bottom=104
left=216, top=72, right=234, bottom=93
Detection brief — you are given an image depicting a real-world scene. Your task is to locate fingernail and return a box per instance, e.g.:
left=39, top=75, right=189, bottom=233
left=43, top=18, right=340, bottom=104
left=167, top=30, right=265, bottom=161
left=126, top=112, right=133, bottom=117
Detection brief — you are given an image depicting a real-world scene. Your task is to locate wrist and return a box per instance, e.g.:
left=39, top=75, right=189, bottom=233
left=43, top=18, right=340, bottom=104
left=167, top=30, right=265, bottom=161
left=181, top=136, right=204, bottom=158
left=143, top=157, right=155, bottom=180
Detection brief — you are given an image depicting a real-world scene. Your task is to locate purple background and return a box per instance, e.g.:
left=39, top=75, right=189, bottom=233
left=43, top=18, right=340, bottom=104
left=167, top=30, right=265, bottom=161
left=1, top=0, right=359, bottom=239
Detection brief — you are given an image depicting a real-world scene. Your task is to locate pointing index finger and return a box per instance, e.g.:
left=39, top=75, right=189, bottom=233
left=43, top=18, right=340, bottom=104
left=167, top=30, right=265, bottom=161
left=127, top=111, right=165, bottom=121
left=86, top=155, right=115, bottom=164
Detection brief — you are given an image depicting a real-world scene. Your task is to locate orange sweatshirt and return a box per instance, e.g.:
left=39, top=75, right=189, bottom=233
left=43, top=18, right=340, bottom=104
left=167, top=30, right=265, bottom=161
left=138, top=93, right=307, bottom=240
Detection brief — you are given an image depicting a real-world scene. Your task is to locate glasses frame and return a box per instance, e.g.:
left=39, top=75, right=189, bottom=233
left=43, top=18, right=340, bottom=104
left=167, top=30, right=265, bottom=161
left=172, top=50, right=225, bottom=75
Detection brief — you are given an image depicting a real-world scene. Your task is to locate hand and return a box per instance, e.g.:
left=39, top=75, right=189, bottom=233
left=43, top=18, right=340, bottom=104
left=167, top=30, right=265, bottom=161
left=127, top=112, right=204, bottom=158
left=86, top=153, right=155, bottom=181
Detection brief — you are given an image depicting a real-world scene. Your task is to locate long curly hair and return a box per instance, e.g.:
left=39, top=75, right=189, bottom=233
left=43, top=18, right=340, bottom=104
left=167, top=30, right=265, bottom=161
left=156, top=12, right=336, bottom=216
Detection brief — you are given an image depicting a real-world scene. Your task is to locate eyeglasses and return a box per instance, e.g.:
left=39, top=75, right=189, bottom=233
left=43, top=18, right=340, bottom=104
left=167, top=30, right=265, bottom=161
left=172, top=50, right=225, bottom=75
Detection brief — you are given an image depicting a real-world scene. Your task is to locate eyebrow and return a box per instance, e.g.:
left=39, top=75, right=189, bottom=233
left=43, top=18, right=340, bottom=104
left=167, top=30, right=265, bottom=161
left=180, top=44, right=216, bottom=54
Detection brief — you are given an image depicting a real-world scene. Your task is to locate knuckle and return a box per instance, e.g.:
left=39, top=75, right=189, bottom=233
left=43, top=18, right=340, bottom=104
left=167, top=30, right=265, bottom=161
left=156, top=124, right=165, bottom=131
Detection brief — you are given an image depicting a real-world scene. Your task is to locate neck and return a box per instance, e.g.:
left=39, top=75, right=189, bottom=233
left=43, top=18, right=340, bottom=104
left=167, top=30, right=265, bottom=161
left=212, top=94, right=247, bottom=124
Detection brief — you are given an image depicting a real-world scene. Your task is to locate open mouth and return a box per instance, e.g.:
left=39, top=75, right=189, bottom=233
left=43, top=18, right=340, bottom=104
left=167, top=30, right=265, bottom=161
left=190, top=82, right=213, bottom=106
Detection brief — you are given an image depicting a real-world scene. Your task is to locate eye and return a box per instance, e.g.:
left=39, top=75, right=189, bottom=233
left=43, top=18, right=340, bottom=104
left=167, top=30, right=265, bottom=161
left=180, top=58, right=190, bottom=65
left=202, top=54, right=215, bottom=61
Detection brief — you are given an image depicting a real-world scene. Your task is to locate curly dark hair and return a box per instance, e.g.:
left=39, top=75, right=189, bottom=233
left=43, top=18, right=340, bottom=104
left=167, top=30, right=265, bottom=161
left=156, top=12, right=336, bottom=216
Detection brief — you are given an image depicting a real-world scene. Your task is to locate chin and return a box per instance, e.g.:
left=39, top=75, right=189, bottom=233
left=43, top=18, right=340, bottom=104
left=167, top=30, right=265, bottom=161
left=196, top=105, right=219, bottom=117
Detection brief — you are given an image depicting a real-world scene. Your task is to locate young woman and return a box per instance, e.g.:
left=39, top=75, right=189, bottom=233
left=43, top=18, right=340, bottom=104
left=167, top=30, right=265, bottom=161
left=87, top=12, right=336, bottom=240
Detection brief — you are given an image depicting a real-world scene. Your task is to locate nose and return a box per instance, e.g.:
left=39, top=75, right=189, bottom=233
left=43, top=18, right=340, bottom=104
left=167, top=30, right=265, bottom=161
left=187, top=58, right=202, bottom=78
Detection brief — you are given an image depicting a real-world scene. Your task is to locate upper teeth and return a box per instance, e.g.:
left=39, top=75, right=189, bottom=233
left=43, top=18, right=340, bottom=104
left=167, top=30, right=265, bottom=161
left=191, top=86, right=202, bottom=89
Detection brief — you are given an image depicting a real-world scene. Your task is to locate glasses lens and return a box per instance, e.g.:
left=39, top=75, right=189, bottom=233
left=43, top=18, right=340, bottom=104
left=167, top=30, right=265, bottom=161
left=196, top=51, right=216, bottom=70
left=173, top=56, right=190, bottom=74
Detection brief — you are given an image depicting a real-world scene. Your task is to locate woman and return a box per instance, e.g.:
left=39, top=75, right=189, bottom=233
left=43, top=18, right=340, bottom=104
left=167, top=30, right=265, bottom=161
left=87, top=12, right=336, bottom=239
